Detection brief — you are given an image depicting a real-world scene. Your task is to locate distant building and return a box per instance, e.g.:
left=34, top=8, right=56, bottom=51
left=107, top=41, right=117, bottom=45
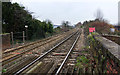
left=53, top=25, right=60, bottom=29
left=75, top=22, right=82, bottom=27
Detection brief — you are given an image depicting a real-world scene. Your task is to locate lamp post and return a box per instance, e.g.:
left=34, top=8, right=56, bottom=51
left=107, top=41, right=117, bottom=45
left=25, top=25, right=28, bottom=40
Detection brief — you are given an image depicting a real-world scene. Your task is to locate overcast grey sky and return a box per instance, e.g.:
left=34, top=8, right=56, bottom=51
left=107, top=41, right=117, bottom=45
left=12, top=0, right=119, bottom=25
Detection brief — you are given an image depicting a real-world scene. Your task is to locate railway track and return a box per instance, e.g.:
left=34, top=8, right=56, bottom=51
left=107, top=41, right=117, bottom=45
left=3, top=30, right=80, bottom=75
left=2, top=34, right=62, bottom=61
left=3, top=33, right=61, bottom=56
left=55, top=32, right=80, bottom=75
left=2, top=29, right=76, bottom=62
left=2, top=28, right=79, bottom=74
left=54, top=28, right=86, bottom=75
left=2, top=31, right=66, bottom=58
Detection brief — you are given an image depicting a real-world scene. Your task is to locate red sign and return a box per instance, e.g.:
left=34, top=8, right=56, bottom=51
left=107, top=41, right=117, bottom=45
left=89, top=27, right=95, bottom=32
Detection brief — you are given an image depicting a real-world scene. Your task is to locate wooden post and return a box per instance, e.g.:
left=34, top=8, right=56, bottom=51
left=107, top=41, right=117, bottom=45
left=11, top=32, right=14, bottom=47
left=23, top=31, right=25, bottom=44
left=25, top=25, right=28, bottom=40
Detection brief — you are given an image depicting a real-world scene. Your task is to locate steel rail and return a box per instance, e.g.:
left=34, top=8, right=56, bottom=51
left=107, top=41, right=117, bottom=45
left=3, top=35, right=54, bottom=54
left=2, top=32, right=68, bottom=64
left=4, top=30, right=72, bottom=54
left=2, top=35, right=61, bottom=63
left=55, top=32, right=80, bottom=75
left=14, top=31, right=78, bottom=75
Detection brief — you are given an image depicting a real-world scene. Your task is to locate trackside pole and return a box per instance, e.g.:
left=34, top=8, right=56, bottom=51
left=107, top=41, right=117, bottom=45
left=11, top=32, right=14, bottom=47
left=23, top=31, right=25, bottom=44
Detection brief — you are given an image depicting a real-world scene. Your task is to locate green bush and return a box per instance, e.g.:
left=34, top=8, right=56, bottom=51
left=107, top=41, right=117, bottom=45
left=2, top=69, right=7, bottom=72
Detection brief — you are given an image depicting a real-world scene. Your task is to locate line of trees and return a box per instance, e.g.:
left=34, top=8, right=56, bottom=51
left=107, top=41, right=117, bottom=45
left=2, top=2, right=53, bottom=40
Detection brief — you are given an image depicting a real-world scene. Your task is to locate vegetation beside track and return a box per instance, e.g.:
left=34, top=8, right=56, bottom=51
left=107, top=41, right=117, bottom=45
left=2, top=2, right=74, bottom=46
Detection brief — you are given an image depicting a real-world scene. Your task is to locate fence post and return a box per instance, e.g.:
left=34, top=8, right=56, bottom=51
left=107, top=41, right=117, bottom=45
left=11, top=32, right=14, bottom=47
left=23, top=31, right=25, bottom=44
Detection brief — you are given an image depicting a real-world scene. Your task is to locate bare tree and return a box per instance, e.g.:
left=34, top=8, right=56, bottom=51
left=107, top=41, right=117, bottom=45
left=62, top=21, right=70, bottom=27
left=94, top=9, right=104, bottom=21
left=61, top=21, right=70, bottom=31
